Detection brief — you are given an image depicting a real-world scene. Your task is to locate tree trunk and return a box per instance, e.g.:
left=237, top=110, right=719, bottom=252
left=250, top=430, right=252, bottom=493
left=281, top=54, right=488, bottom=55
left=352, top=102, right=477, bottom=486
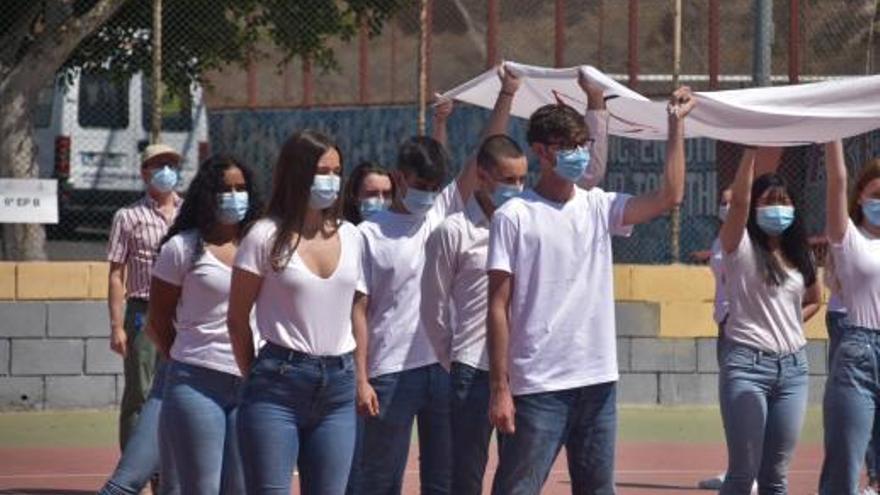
left=0, top=84, right=45, bottom=260
left=0, top=0, right=127, bottom=260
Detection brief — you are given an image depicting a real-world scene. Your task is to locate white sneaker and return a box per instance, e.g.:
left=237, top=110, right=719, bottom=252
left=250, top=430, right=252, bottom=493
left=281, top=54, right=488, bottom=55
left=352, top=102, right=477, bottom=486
left=697, top=473, right=725, bottom=489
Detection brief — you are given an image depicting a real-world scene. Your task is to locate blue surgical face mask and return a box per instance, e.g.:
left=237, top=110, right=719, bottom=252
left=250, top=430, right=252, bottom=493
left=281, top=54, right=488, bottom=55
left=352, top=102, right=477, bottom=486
left=150, top=165, right=179, bottom=193
left=756, top=205, right=795, bottom=236
left=402, top=187, right=436, bottom=216
left=309, top=174, right=341, bottom=210
left=491, top=183, right=523, bottom=207
left=553, top=146, right=591, bottom=183
left=217, top=191, right=249, bottom=225
left=862, top=198, right=880, bottom=227
left=359, top=197, right=390, bottom=220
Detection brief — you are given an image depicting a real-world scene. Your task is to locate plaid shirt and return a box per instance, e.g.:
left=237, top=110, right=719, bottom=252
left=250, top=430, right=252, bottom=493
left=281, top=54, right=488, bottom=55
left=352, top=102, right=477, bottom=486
left=107, top=194, right=181, bottom=299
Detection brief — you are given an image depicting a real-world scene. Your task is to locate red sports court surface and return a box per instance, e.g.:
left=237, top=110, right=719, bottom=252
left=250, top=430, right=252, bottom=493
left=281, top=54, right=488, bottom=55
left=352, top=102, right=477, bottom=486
left=0, top=408, right=831, bottom=494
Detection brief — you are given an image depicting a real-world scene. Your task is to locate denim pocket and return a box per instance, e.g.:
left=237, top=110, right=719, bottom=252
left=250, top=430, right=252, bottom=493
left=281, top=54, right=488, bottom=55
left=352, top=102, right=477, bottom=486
left=721, top=344, right=756, bottom=372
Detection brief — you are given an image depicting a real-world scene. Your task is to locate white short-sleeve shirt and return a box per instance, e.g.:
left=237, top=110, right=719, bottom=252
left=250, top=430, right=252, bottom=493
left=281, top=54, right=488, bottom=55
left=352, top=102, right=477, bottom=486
left=486, top=187, right=632, bottom=396
left=710, top=237, right=729, bottom=324
left=831, top=220, right=880, bottom=329
left=358, top=181, right=463, bottom=378
left=234, top=218, right=361, bottom=356
left=152, top=231, right=244, bottom=376
left=722, top=234, right=807, bottom=355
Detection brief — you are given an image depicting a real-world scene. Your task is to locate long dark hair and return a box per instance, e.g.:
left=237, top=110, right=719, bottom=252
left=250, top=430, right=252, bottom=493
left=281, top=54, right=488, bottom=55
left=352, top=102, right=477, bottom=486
left=342, top=161, right=397, bottom=224
left=267, top=130, right=342, bottom=271
left=746, top=173, right=816, bottom=287
left=849, top=158, right=880, bottom=225
left=160, top=154, right=262, bottom=262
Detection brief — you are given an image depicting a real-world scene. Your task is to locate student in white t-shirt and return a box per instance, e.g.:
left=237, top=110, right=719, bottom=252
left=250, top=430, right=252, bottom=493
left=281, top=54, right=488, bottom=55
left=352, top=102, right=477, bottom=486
left=421, top=72, right=609, bottom=495
left=227, top=131, right=362, bottom=495
left=716, top=147, right=821, bottom=495
left=486, top=87, right=695, bottom=494
left=141, top=155, right=262, bottom=494
left=351, top=66, right=519, bottom=494
left=820, top=142, right=880, bottom=495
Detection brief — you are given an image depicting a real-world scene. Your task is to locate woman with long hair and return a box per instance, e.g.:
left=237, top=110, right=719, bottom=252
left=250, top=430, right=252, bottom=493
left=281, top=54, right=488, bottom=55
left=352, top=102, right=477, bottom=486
left=821, top=142, right=880, bottom=495
left=228, top=130, right=363, bottom=494
left=342, top=161, right=396, bottom=225
left=148, top=154, right=262, bottom=494
left=717, top=147, right=821, bottom=494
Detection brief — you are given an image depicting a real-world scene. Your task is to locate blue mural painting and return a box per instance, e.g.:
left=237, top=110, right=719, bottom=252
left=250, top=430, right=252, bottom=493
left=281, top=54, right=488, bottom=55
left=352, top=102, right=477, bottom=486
left=208, top=106, right=880, bottom=264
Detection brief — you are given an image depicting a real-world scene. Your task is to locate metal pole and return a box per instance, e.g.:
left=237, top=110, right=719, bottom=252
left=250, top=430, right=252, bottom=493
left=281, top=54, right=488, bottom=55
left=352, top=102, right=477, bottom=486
left=671, top=0, right=682, bottom=263
left=302, top=57, right=313, bottom=107
left=597, top=0, right=605, bottom=69
left=418, top=0, right=429, bottom=135
left=487, top=0, right=499, bottom=69
left=753, top=0, right=773, bottom=87
left=555, top=0, right=566, bottom=67
left=150, top=0, right=162, bottom=144
left=359, top=17, right=369, bottom=104
left=708, top=0, right=720, bottom=89
left=788, top=0, right=800, bottom=84
left=628, top=0, right=639, bottom=89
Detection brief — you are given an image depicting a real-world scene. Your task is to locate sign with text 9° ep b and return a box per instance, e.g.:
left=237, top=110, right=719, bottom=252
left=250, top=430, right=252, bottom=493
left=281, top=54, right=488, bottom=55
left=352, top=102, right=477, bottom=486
left=0, top=179, right=58, bottom=224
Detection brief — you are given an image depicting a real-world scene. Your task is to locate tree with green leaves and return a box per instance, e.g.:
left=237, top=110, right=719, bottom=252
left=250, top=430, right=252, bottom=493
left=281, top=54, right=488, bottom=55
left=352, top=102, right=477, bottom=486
left=0, top=0, right=405, bottom=260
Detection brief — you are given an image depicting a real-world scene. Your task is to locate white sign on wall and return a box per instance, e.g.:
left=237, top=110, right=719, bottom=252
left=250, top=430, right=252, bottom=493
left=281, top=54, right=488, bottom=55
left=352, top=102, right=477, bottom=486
left=0, top=179, right=58, bottom=224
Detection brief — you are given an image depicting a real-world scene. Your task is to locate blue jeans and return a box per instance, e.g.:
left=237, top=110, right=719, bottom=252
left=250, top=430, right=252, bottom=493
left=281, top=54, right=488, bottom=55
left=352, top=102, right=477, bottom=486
left=821, top=327, right=880, bottom=494
left=238, top=343, right=357, bottom=495
left=100, top=360, right=179, bottom=495
left=491, top=381, right=617, bottom=495
left=160, top=360, right=245, bottom=494
left=718, top=340, right=809, bottom=495
left=450, top=362, right=495, bottom=495
left=361, top=363, right=452, bottom=495
left=824, top=312, right=880, bottom=484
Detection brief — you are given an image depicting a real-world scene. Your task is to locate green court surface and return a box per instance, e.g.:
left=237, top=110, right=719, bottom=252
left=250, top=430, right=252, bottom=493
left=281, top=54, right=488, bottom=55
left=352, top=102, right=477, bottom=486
left=0, top=406, right=824, bottom=449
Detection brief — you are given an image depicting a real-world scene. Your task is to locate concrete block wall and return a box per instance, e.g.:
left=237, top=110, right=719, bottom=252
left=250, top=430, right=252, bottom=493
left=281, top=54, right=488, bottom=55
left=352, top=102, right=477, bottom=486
left=0, top=262, right=834, bottom=410
left=0, top=262, right=120, bottom=410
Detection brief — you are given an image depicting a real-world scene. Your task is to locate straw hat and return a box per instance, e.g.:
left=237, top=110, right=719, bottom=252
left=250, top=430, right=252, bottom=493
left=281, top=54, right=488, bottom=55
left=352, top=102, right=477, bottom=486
left=141, top=143, right=181, bottom=169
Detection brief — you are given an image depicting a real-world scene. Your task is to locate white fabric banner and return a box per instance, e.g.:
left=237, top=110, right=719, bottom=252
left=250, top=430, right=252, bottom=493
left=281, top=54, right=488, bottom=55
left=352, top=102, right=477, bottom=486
left=440, top=62, right=880, bottom=146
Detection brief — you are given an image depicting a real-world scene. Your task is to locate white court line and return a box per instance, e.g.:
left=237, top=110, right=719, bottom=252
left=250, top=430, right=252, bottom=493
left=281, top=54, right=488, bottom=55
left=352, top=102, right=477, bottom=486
left=0, top=469, right=821, bottom=480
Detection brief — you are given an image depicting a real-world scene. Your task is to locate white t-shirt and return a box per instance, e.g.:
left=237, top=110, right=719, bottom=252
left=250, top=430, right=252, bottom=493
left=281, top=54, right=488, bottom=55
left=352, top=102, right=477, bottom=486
left=831, top=220, right=880, bottom=329
left=722, top=234, right=806, bottom=355
left=234, top=219, right=361, bottom=356
left=710, top=237, right=729, bottom=324
left=486, top=187, right=632, bottom=396
left=152, top=231, right=244, bottom=376
left=358, top=181, right=463, bottom=378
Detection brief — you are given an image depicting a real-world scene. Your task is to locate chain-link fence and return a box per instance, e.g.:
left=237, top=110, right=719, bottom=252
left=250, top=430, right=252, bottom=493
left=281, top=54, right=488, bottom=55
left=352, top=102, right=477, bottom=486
left=12, top=0, right=879, bottom=262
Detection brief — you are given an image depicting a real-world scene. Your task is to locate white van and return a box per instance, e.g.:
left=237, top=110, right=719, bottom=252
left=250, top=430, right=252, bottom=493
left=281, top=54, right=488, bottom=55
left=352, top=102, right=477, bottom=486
left=33, top=71, right=209, bottom=234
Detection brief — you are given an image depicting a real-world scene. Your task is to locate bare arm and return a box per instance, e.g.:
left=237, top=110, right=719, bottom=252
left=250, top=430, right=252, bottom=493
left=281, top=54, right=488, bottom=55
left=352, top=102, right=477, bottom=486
left=227, top=268, right=261, bottom=375
left=145, top=277, right=181, bottom=359
left=456, top=65, right=522, bottom=203
left=108, top=262, right=127, bottom=357
left=487, top=269, right=515, bottom=434
left=353, top=292, right=379, bottom=416
left=802, top=282, right=822, bottom=323
left=825, top=140, right=848, bottom=244
left=578, top=72, right=609, bottom=189
left=431, top=95, right=453, bottom=149
left=719, top=148, right=757, bottom=254
left=622, top=87, right=695, bottom=226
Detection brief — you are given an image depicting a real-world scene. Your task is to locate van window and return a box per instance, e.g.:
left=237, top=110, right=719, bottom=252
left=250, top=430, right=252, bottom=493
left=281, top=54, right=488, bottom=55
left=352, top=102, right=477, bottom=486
left=33, top=83, right=54, bottom=128
left=142, top=82, right=193, bottom=132
left=78, top=73, right=130, bottom=129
